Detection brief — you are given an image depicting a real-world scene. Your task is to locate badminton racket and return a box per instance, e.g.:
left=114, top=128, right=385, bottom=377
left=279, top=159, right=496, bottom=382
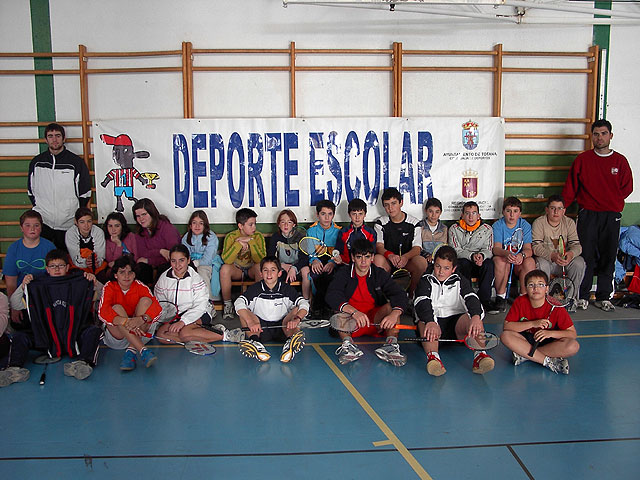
left=330, top=314, right=416, bottom=333
left=390, top=244, right=411, bottom=291
left=528, top=294, right=566, bottom=356
left=158, top=300, right=182, bottom=324
left=210, top=319, right=330, bottom=334
left=505, top=227, right=524, bottom=296
left=426, top=242, right=446, bottom=262
left=298, top=319, right=330, bottom=329
left=138, top=330, right=216, bottom=355
left=299, top=236, right=336, bottom=260
left=40, top=364, right=48, bottom=385
left=407, top=332, right=500, bottom=351
left=34, top=354, right=61, bottom=386
left=547, top=235, right=576, bottom=306
left=391, top=268, right=411, bottom=291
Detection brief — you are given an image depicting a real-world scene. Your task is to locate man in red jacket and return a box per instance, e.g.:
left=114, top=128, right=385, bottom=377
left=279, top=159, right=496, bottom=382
left=562, top=119, right=633, bottom=312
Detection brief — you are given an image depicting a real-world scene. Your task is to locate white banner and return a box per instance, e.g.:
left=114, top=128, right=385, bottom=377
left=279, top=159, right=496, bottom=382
left=93, top=117, right=505, bottom=224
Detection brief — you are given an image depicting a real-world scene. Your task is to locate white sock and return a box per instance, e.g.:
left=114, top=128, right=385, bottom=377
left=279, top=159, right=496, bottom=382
left=427, top=351, right=440, bottom=360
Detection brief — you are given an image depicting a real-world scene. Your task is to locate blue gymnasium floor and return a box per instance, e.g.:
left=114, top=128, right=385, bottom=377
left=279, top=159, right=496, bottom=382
left=1, top=310, right=639, bottom=480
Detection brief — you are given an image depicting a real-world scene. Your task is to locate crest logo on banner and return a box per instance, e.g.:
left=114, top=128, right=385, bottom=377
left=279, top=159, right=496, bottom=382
left=462, top=169, right=479, bottom=198
left=462, top=120, right=479, bottom=151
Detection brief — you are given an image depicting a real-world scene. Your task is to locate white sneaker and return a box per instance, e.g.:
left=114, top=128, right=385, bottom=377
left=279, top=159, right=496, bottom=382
left=0, top=366, right=30, bottom=387
left=512, top=352, right=529, bottom=366
left=545, top=357, right=569, bottom=374
left=224, top=328, right=245, bottom=343
left=207, top=299, right=218, bottom=319
left=223, top=302, right=235, bottom=319
left=594, top=300, right=615, bottom=312
left=212, top=323, right=245, bottom=343
left=63, top=360, right=93, bottom=380
left=239, top=339, right=271, bottom=362
left=280, top=331, right=305, bottom=363
left=576, top=299, right=589, bottom=310
left=335, top=340, right=363, bottom=365
left=374, top=341, right=407, bottom=367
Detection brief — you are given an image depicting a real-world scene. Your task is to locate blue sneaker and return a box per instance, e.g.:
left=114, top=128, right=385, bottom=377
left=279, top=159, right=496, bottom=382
left=120, top=350, right=137, bottom=371
left=140, top=349, right=157, bottom=368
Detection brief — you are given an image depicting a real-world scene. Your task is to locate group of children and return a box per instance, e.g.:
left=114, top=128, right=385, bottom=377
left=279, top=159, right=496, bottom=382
left=0, top=187, right=582, bottom=387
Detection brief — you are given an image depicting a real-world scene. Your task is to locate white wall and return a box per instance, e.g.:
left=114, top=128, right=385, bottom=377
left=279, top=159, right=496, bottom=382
left=1, top=1, right=637, bottom=163
left=608, top=3, right=640, bottom=201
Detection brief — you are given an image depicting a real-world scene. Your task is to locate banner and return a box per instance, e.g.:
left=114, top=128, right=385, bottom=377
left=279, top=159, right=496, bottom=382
left=93, top=117, right=505, bottom=224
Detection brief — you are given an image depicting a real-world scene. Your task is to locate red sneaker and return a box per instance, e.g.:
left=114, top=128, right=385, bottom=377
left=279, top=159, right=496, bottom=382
left=426, top=353, right=446, bottom=376
left=472, top=352, right=495, bottom=374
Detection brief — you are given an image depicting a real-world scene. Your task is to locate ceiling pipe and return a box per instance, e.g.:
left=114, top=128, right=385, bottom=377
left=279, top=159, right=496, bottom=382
left=284, top=0, right=640, bottom=20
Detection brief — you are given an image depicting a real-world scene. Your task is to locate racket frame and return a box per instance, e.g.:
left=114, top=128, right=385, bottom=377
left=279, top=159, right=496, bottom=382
left=528, top=295, right=564, bottom=356
left=547, top=235, right=576, bottom=306
left=299, top=236, right=333, bottom=259
left=505, top=227, right=525, bottom=297
left=407, top=332, right=500, bottom=351
left=329, top=314, right=416, bottom=334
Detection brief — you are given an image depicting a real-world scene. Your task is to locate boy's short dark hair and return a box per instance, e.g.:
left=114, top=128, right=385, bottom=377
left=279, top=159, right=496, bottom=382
left=592, top=119, right=612, bottom=133
left=45, top=249, right=70, bottom=265
left=381, top=187, right=402, bottom=203
left=315, top=199, right=336, bottom=214
left=74, top=207, right=93, bottom=221
left=434, top=245, right=457, bottom=266
left=260, top=255, right=281, bottom=271
left=236, top=208, right=257, bottom=225
left=348, top=198, right=367, bottom=214
left=502, top=196, right=522, bottom=211
left=462, top=201, right=479, bottom=212
left=424, top=198, right=442, bottom=211
left=111, top=255, right=136, bottom=281
left=546, top=194, right=564, bottom=207
left=350, top=238, right=375, bottom=257
left=44, top=122, right=65, bottom=139
left=19, top=209, right=43, bottom=226
left=524, top=269, right=549, bottom=286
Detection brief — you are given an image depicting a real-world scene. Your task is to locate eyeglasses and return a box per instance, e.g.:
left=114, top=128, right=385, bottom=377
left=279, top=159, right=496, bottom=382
left=46, top=263, right=67, bottom=270
left=463, top=211, right=479, bottom=217
left=526, top=282, right=547, bottom=289
left=548, top=206, right=565, bottom=212
left=353, top=254, right=373, bottom=261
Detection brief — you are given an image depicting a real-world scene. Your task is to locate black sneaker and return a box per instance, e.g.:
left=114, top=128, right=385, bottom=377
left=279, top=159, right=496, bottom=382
left=487, top=297, right=507, bottom=315
left=483, top=301, right=497, bottom=315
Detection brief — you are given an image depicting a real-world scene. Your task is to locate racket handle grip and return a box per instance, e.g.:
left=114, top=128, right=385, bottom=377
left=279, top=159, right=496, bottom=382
left=39, top=372, right=46, bottom=385
left=528, top=341, right=540, bottom=357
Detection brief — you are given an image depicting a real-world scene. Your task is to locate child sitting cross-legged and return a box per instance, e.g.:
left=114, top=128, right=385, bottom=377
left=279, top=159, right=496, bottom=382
left=414, top=245, right=494, bottom=376
left=326, top=239, right=408, bottom=367
left=235, top=256, right=309, bottom=363
left=500, top=269, right=579, bottom=374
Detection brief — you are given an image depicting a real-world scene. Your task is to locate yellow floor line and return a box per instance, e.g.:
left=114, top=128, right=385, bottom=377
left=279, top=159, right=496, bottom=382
left=312, top=344, right=433, bottom=480
left=577, top=332, right=640, bottom=339
left=373, top=439, right=394, bottom=447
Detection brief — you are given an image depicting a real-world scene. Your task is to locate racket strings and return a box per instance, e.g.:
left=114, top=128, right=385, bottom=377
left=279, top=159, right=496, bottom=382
left=299, top=237, right=329, bottom=257
left=464, top=333, right=499, bottom=350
